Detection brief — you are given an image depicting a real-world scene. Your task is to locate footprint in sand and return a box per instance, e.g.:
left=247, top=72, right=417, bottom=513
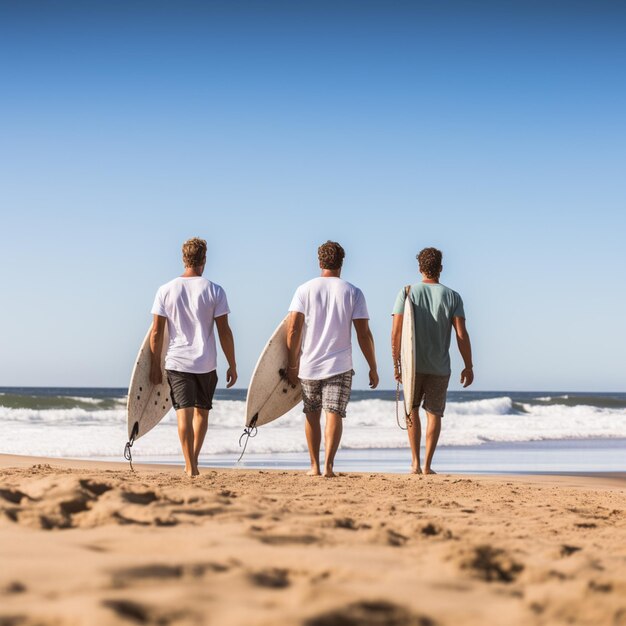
left=382, top=528, right=408, bottom=547
left=1, top=581, right=27, bottom=594
left=459, top=545, right=524, bottom=583
left=304, top=600, right=437, bottom=626
left=102, top=599, right=192, bottom=625
left=333, top=517, right=358, bottom=530
left=575, top=522, right=598, bottom=529
left=0, top=489, right=32, bottom=505
left=421, top=523, right=440, bottom=536
left=78, top=480, right=113, bottom=497
left=256, top=533, right=320, bottom=545
left=121, top=491, right=159, bottom=505
left=110, top=562, right=230, bottom=588
left=560, top=544, right=582, bottom=557
left=248, top=567, right=290, bottom=589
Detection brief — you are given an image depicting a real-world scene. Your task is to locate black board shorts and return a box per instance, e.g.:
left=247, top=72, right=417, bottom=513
left=166, top=370, right=218, bottom=410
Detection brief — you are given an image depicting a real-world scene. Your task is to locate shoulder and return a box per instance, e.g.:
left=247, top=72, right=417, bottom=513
left=441, top=283, right=462, bottom=298
left=296, top=277, right=321, bottom=292
left=337, top=280, right=366, bottom=303
left=339, top=278, right=357, bottom=290
left=158, top=276, right=181, bottom=293
left=439, top=284, right=463, bottom=306
left=205, top=279, right=227, bottom=297
left=407, top=282, right=425, bottom=299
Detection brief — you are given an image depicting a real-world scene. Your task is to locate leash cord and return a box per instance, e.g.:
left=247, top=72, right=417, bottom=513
left=236, top=415, right=259, bottom=464
left=123, top=438, right=135, bottom=472
left=124, top=422, right=139, bottom=472
left=395, top=381, right=408, bottom=430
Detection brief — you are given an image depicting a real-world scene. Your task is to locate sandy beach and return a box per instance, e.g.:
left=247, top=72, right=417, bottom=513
left=1, top=455, right=625, bottom=626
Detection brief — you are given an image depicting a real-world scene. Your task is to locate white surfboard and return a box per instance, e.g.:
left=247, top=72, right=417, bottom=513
left=400, top=287, right=416, bottom=417
left=245, top=317, right=302, bottom=428
left=126, top=324, right=172, bottom=443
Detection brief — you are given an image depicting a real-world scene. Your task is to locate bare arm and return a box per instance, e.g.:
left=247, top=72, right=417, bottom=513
left=391, top=314, right=403, bottom=382
left=215, top=314, right=237, bottom=388
left=452, top=316, right=474, bottom=388
left=353, top=318, right=379, bottom=389
left=149, top=315, right=167, bottom=385
left=286, top=312, right=304, bottom=386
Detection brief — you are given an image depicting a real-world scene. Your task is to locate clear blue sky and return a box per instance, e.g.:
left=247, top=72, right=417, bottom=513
left=1, top=1, right=624, bottom=391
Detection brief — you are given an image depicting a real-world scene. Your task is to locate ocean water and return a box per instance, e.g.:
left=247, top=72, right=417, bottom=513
left=1, top=387, right=625, bottom=473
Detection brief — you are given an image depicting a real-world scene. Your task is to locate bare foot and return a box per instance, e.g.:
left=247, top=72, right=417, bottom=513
left=424, top=468, right=437, bottom=475
left=410, top=466, right=422, bottom=475
left=323, top=469, right=337, bottom=478
left=307, top=468, right=321, bottom=476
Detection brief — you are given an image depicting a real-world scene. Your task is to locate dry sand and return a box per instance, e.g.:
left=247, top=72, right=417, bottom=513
left=1, top=454, right=625, bottom=626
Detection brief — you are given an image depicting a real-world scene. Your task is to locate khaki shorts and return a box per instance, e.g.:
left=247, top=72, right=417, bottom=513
left=412, top=373, right=450, bottom=417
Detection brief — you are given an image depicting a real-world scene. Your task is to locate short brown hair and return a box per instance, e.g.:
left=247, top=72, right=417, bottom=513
left=182, top=238, right=207, bottom=268
left=417, top=247, right=442, bottom=279
left=318, top=241, right=345, bottom=270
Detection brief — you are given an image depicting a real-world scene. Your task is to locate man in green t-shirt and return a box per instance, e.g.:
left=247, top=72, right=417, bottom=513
left=391, top=247, right=474, bottom=474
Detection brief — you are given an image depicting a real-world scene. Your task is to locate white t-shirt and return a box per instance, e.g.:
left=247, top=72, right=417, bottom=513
left=288, top=276, right=369, bottom=380
left=151, top=276, right=230, bottom=374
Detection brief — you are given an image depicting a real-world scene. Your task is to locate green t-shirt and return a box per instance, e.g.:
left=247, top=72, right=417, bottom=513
left=392, top=282, right=465, bottom=376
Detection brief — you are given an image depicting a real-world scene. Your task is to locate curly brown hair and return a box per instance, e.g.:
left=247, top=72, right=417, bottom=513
left=417, top=247, right=442, bottom=279
left=182, top=237, right=207, bottom=268
left=318, top=240, right=345, bottom=270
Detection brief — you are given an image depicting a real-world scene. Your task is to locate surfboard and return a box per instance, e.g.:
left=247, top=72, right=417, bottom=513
left=126, top=324, right=172, bottom=443
left=400, top=286, right=416, bottom=417
left=245, top=317, right=302, bottom=428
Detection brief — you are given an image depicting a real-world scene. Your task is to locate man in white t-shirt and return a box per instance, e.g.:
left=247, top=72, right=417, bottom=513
left=149, top=238, right=237, bottom=477
left=286, top=241, right=379, bottom=477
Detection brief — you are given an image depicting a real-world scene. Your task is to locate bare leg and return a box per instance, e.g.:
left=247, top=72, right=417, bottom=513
left=407, top=408, right=422, bottom=474
left=192, top=407, right=209, bottom=472
left=323, top=412, right=343, bottom=478
left=424, top=411, right=442, bottom=474
left=176, top=408, right=197, bottom=477
left=305, top=411, right=322, bottom=475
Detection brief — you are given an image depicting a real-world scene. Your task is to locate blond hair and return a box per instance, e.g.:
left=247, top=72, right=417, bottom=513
left=182, top=238, right=207, bottom=268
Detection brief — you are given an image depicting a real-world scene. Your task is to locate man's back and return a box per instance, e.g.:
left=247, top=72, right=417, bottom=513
left=289, top=276, right=368, bottom=380
left=393, top=282, right=464, bottom=376
left=152, top=276, right=229, bottom=373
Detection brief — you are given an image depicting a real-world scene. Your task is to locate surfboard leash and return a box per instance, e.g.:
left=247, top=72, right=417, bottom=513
left=395, top=382, right=409, bottom=431
left=124, top=422, right=139, bottom=471
left=236, top=414, right=258, bottom=463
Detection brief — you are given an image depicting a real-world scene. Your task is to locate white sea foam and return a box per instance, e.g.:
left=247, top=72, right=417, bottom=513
left=63, top=396, right=98, bottom=403
left=1, top=397, right=625, bottom=458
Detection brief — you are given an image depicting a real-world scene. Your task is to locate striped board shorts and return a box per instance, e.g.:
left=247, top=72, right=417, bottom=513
left=299, top=370, right=355, bottom=418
